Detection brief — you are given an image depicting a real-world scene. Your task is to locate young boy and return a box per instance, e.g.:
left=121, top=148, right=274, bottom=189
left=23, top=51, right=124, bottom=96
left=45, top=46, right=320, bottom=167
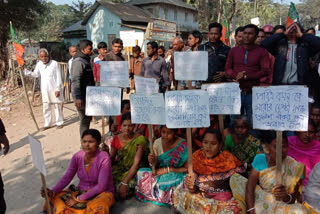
left=93, top=42, right=108, bottom=86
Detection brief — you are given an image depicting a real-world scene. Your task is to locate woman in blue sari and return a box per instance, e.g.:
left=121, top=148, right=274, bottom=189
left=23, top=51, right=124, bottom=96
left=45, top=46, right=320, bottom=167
left=135, top=126, right=188, bottom=207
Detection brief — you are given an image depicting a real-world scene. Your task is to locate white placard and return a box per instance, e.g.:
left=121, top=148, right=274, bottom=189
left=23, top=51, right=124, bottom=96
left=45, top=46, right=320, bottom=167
left=100, top=61, right=130, bottom=88
left=120, top=31, right=144, bottom=47
left=134, top=75, right=159, bottom=95
left=28, top=135, right=47, bottom=176
left=130, top=93, right=166, bottom=125
left=251, top=17, right=260, bottom=25
left=174, top=51, right=208, bottom=81
left=252, top=86, right=309, bottom=131
left=202, top=83, right=241, bottom=115
left=165, top=90, right=210, bottom=128
left=85, top=86, right=121, bottom=116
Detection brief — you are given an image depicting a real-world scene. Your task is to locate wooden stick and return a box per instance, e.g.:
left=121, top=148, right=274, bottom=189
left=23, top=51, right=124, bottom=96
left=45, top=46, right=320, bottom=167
left=18, top=68, right=40, bottom=131
left=102, top=117, right=105, bottom=143
left=148, top=124, right=156, bottom=175
left=276, top=131, right=282, bottom=201
left=187, top=128, right=193, bottom=174
left=218, top=115, right=224, bottom=136
left=41, top=173, right=52, bottom=214
left=31, top=78, right=36, bottom=103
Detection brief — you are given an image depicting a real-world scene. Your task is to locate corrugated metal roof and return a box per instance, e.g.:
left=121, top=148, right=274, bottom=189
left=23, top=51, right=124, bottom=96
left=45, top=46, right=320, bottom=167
left=127, top=0, right=196, bottom=11
left=62, top=20, right=86, bottom=33
left=82, top=1, right=151, bottom=25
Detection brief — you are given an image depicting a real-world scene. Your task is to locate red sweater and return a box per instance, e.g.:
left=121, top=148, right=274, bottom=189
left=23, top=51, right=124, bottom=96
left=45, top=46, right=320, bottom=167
left=225, top=46, right=270, bottom=91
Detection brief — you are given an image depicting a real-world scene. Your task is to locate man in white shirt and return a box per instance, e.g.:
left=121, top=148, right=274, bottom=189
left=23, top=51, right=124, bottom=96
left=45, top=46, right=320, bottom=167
left=68, top=46, right=77, bottom=79
left=22, top=48, right=64, bottom=130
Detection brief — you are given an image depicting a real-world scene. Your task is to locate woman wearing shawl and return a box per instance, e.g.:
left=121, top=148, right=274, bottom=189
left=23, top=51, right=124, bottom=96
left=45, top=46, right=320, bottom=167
left=135, top=126, right=188, bottom=207
left=224, top=116, right=263, bottom=170
left=230, top=131, right=309, bottom=214
left=110, top=112, right=148, bottom=200
left=174, top=129, right=245, bottom=214
left=288, top=121, right=320, bottom=186
left=302, top=163, right=320, bottom=214
left=40, top=129, right=114, bottom=214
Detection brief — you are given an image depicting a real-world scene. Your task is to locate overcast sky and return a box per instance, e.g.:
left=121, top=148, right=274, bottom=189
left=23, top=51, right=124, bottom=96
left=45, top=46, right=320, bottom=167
left=49, top=0, right=301, bottom=6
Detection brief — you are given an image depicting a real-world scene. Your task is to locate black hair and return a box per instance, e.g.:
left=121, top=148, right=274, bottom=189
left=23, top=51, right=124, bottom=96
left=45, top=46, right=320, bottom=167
left=189, top=30, right=203, bottom=44
left=306, top=27, right=316, bottom=34
left=208, top=22, right=223, bottom=33
left=121, top=100, right=130, bottom=112
left=79, top=39, right=93, bottom=50
left=274, top=25, right=286, bottom=33
left=260, top=130, right=287, bottom=144
left=93, top=48, right=98, bottom=55
left=234, top=115, right=250, bottom=127
left=147, top=41, right=158, bottom=50
left=235, top=26, right=244, bottom=36
left=243, top=24, right=259, bottom=36
left=311, top=102, right=320, bottom=110
left=112, top=38, right=123, bottom=46
left=258, top=28, right=265, bottom=34
left=121, top=112, right=131, bottom=124
left=81, top=129, right=102, bottom=145
left=158, top=45, right=165, bottom=52
left=132, top=46, right=141, bottom=53
left=97, top=41, right=107, bottom=49
left=203, top=129, right=222, bottom=143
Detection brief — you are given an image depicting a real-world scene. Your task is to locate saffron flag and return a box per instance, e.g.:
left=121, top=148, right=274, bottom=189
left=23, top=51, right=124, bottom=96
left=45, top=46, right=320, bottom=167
left=10, top=22, right=24, bottom=66
left=286, top=2, right=299, bottom=28
left=221, top=6, right=230, bottom=46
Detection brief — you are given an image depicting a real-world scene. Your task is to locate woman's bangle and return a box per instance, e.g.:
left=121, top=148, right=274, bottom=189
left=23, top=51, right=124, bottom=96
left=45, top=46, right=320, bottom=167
left=247, top=207, right=255, bottom=212
left=167, top=167, right=170, bottom=173
left=121, top=182, right=128, bottom=186
left=283, top=194, right=292, bottom=203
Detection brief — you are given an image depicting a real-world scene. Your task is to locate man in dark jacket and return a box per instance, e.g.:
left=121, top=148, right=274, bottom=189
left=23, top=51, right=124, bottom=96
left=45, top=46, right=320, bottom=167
left=0, top=118, right=9, bottom=214
left=261, top=22, right=320, bottom=86
left=198, top=22, right=230, bottom=83
left=71, top=39, right=95, bottom=136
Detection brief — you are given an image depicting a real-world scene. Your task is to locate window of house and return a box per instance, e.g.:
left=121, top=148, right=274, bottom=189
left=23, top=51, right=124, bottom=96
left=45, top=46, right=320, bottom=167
left=193, top=13, right=198, bottom=22
left=174, top=8, right=177, bottom=20
left=185, top=12, right=188, bottom=22
left=164, top=8, right=168, bottom=19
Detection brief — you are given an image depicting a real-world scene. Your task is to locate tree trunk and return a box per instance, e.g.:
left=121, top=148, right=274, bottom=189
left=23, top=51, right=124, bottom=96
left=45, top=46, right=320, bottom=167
left=0, top=24, right=9, bottom=80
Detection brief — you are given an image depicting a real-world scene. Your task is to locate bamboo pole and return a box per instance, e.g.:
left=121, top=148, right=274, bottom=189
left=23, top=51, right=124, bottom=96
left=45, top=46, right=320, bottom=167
left=18, top=67, right=40, bottom=131
left=186, top=81, right=193, bottom=174
left=275, top=131, right=282, bottom=201
left=41, top=173, right=52, bottom=214
left=218, top=115, right=224, bottom=137
left=148, top=124, right=156, bottom=175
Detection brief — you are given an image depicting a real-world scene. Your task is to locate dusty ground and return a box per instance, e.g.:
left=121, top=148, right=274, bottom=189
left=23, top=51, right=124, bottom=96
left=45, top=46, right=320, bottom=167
left=0, top=87, right=171, bottom=214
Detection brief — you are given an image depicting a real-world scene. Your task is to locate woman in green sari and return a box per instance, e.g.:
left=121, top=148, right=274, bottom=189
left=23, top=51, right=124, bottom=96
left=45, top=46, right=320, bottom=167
left=135, top=126, right=188, bottom=207
left=225, top=116, right=263, bottom=171
left=110, top=112, right=148, bottom=200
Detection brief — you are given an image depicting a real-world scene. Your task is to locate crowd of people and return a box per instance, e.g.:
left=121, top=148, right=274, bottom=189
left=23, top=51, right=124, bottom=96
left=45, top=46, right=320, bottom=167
left=1, top=21, right=320, bottom=214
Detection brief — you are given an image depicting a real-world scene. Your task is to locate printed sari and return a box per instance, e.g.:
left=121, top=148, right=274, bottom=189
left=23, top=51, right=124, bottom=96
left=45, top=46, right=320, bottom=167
left=224, top=134, right=262, bottom=163
left=173, top=150, right=246, bottom=214
left=49, top=184, right=114, bottom=214
left=135, top=139, right=188, bottom=207
left=230, top=156, right=309, bottom=214
left=112, top=135, right=148, bottom=197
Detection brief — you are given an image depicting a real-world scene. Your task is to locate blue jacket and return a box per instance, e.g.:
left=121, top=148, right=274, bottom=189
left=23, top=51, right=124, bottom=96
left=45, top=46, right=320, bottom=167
left=261, top=33, right=320, bottom=85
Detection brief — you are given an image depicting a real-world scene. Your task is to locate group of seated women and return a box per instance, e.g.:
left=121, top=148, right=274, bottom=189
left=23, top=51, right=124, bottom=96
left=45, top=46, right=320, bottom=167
left=39, top=101, right=320, bottom=214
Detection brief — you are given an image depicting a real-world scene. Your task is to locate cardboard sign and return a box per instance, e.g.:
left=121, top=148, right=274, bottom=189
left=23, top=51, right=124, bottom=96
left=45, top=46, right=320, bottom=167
left=85, top=87, right=121, bottom=116
left=202, top=83, right=241, bottom=115
left=252, top=86, right=309, bottom=131
left=130, top=93, right=166, bottom=125
left=28, top=135, right=47, bottom=176
left=134, top=75, right=158, bottom=95
left=100, top=61, right=129, bottom=88
left=120, top=31, right=144, bottom=47
left=165, top=90, right=210, bottom=128
left=174, top=51, right=208, bottom=81
left=148, top=19, right=176, bottom=41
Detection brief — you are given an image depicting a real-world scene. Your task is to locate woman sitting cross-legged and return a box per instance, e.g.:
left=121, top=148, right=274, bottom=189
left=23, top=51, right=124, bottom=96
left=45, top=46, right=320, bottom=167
left=230, top=130, right=309, bottom=214
left=40, top=129, right=114, bottom=214
left=173, top=129, right=246, bottom=214
left=110, top=112, right=148, bottom=200
left=135, top=125, right=188, bottom=207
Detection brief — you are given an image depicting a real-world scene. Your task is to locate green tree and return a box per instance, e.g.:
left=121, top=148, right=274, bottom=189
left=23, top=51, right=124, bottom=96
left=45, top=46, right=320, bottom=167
left=71, top=0, right=92, bottom=20
left=0, top=0, right=46, bottom=78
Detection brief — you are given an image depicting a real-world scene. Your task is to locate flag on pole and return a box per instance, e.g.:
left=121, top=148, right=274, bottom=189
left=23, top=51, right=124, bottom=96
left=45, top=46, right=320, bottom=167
left=10, top=22, right=24, bottom=66
left=221, top=6, right=230, bottom=46
left=286, top=2, right=299, bottom=28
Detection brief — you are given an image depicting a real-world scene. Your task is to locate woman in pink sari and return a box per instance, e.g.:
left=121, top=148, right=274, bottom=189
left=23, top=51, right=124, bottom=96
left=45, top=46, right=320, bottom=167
left=288, top=121, right=320, bottom=185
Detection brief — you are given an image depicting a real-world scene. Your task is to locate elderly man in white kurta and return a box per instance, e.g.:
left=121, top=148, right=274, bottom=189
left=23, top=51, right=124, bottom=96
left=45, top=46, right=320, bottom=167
left=23, top=48, right=64, bottom=130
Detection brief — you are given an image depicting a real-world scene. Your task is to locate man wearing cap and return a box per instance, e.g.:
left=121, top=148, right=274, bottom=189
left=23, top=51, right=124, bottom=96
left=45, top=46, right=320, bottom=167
left=263, top=24, right=274, bottom=38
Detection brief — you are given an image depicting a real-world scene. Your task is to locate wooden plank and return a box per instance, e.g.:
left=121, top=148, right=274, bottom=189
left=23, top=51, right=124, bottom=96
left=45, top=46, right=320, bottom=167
left=276, top=131, right=282, bottom=201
